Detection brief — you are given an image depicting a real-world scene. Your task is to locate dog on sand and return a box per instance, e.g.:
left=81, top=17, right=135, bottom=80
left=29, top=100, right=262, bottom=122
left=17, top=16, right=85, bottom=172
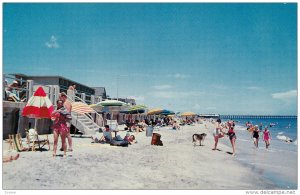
left=192, top=133, right=207, bottom=146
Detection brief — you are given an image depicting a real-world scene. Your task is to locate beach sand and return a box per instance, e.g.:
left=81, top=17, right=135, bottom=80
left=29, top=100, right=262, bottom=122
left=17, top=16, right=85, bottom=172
left=2, top=121, right=278, bottom=190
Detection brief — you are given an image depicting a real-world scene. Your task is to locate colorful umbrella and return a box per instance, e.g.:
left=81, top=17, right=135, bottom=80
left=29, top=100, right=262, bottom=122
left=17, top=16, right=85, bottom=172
left=22, top=86, right=54, bottom=151
left=97, top=100, right=126, bottom=106
left=147, top=108, right=163, bottom=115
left=181, top=112, right=197, bottom=116
left=22, top=86, right=54, bottom=119
left=160, top=109, right=175, bottom=115
left=71, top=102, right=94, bottom=115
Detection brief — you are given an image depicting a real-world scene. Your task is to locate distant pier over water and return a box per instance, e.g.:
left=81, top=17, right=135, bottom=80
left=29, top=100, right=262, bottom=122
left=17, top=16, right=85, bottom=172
left=220, top=115, right=297, bottom=119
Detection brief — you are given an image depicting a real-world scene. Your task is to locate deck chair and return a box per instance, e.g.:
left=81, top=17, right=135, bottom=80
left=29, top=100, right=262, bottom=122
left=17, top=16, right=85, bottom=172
left=106, top=120, right=118, bottom=131
left=26, top=129, right=50, bottom=151
left=8, top=134, right=29, bottom=152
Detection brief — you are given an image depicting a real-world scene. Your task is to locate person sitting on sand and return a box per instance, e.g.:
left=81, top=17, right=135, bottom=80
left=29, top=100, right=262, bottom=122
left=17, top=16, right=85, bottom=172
left=3, top=153, right=20, bottom=163
left=172, top=121, right=180, bottom=130
left=212, top=118, right=226, bottom=151
left=124, top=133, right=137, bottom=144
left=91, top=125, right=112, bottom=144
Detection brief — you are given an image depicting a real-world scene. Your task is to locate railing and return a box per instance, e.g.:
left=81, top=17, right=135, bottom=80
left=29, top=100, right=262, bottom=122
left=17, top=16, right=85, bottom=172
left=65, top=92, right=105, bottom=127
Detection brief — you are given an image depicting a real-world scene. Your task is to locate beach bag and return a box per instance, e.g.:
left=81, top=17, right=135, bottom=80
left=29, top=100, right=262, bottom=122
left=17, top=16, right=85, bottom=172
left=151, top=133, right=163, bottom=146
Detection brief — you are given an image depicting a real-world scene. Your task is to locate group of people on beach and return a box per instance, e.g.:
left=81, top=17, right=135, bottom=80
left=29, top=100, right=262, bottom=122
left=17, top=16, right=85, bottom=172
left=212, top=118, right=237, bottom=155
left=246, top=122, right=272, bottom=149
left=212, top=119, right=272, bottom=156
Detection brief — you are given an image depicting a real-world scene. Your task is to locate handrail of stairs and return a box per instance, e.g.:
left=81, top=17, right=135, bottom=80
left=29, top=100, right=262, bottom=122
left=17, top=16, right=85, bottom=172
left=64, top=94, right=105, bottom=135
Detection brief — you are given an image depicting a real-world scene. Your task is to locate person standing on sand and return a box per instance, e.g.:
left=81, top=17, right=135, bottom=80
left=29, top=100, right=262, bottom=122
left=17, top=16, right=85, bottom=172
left=59, top=92, right=73, bottom=152
left=51, top=100, right=71, bottom=157
left=227, top=126, right=237, bottom=156
left=263, top=126, right=271, bottom=149
left=252, top=125, right=260, bottom=148
left=212, top=118, right=225, bottom=151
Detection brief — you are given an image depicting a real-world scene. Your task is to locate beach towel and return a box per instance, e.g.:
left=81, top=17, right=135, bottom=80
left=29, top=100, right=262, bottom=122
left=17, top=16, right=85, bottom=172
left=110, top=140, right=129, bottom=147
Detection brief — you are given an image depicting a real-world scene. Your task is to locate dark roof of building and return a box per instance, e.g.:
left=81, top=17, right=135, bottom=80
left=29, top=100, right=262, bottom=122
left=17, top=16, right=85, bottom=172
left=12, top=73, right=92, bottom=89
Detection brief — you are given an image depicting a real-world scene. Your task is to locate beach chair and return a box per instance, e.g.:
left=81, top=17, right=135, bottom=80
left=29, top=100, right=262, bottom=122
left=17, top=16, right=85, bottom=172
left=106, top=120, right=118, bottom=131
left=26, top=129, right=50, bottom=151
left=8, top=134, right=29, bottom=152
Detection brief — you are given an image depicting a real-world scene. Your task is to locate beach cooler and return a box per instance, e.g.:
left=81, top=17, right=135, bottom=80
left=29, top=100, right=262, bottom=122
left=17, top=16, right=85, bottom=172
left=151, top=133, right=163, bottom=146
left=146, top=126, right=153, bottom=137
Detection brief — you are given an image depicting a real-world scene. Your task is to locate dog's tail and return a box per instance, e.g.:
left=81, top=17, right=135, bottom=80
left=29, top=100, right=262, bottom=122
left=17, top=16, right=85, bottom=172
left=192, top=134, right=195, bottom=142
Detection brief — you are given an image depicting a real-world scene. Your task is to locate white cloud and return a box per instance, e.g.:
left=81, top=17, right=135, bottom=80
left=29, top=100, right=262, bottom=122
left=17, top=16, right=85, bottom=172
left=127, top=96, right=145, bottom=102
left=152, top=85, right=173, bottom=90
left=45, top=35, right=59, bottom=48
left=167, top=73, right=189, bottom=79
left=271, top=90, right=297, bottom=100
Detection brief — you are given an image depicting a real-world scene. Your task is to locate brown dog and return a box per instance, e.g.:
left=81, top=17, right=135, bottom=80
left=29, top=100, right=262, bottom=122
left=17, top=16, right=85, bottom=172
left=192, top=133, right=207, bottom=146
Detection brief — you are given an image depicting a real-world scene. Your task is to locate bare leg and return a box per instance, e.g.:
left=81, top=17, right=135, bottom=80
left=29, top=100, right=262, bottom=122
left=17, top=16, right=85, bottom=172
left=3, top=156, right=13, bottom=163
left=230, top=138, right=236, bottom=155
left=12, top=153, right=20, bottom=160
left=66, top=132, right=73, bottom=151
left=213, top=136, right=218, bottom=150
left=53, top=130, right=59, bottom=157
left=60, top=132, right=67, bottom=157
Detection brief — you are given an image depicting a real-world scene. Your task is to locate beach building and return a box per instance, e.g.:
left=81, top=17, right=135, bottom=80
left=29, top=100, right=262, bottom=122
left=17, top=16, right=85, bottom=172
left=3, top=73, right=108, bottom=139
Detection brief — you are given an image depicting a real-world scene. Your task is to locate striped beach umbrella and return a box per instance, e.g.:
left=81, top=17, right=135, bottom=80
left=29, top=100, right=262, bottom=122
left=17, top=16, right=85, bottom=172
left=22, top=86, right=54, bottom=150
left=71, top=102, right=94, bottom=115
left=22, top=86, right=54, bottom=119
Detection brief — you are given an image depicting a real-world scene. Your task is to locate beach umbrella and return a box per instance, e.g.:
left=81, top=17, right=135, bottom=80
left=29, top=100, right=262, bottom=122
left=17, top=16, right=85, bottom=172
left=128, top=105, right=147, bottom=111
left=181, top=112, right=197, bottom=116
left=147, top=108, right=163, bottom=115
left=159, top=109, right=175, bottom=115
left=71, top=102, right=94, bottom=115
left=97, top=99, right=126, bottom=106
left=22, top=86, right=54, bottom=150
left=22, top=86, right=54, bottom=122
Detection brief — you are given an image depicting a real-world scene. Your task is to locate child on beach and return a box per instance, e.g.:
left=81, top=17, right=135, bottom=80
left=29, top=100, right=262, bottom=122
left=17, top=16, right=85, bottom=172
left=263, top=127, right=271, bottom=149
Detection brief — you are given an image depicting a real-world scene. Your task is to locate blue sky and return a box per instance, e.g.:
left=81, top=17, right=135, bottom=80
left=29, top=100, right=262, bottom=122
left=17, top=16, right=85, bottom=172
left=3, top=3, right=297, bottom=115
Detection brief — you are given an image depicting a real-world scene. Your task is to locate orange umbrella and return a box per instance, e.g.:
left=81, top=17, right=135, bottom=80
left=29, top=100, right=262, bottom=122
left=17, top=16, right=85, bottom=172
left=181, top=112, right=197, bottom=116
left=147, top=108, right=163, bottom=115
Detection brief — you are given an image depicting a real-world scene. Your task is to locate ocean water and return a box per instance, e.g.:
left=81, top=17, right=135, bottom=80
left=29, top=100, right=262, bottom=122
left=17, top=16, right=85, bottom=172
left=220, top=117, right=297, bottom=189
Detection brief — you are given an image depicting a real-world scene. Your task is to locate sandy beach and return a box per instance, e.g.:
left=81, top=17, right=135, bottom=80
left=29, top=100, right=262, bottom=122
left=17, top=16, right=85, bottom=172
left=3, top=121, right=279, bottom=190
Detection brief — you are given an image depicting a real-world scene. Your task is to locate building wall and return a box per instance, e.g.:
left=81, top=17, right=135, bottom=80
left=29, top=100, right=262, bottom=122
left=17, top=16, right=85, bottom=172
left=3, top=102, right=52, bottom=139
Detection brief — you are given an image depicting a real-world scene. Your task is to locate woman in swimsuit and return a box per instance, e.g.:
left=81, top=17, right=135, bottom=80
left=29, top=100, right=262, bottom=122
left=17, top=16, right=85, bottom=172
left=252, top=125, right=260, bottom=148
left=227, top=126, right=237, bottom=156
left=212, top=118, right=225, bottom=151
left=51, top=100, right=71, bottom=157
left=263, top=127, right=271, bottom=149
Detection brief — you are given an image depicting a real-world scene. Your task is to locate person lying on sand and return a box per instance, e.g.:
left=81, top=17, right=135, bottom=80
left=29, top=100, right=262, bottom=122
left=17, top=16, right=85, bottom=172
left=3, top=153, right=20, bottom=163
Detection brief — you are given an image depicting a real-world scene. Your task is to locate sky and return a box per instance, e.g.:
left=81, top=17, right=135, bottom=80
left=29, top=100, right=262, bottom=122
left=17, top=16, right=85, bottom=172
left=3, top=3, right=298, bottom=115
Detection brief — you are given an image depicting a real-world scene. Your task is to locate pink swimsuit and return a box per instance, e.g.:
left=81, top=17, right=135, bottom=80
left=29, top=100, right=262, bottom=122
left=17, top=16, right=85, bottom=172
left=51, top=111, right=69, bottom=134
left=263, top=130, right=270, bottom=141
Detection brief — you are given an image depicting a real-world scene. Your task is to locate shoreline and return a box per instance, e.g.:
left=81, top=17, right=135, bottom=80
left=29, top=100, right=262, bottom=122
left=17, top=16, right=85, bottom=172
left=2, top=121, right=284, bottom=190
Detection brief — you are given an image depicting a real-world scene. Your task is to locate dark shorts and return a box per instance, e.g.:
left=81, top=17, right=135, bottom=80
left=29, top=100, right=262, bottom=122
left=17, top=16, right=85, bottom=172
left=228, top=132, right=236, bottom=140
